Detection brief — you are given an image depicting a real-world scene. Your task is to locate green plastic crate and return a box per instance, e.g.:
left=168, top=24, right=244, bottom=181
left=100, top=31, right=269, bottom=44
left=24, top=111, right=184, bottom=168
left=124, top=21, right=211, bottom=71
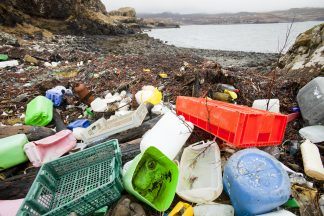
left=18, top=139, right=123, bottom=216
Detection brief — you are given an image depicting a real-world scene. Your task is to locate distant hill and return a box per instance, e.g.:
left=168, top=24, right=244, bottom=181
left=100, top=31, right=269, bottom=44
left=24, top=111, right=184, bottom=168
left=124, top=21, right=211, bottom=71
left=138, top=8, right=324, bottom=25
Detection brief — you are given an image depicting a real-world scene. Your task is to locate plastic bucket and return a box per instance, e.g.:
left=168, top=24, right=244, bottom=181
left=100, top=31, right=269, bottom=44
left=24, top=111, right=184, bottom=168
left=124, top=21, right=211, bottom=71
left=123, top=146, right=179, bottom=211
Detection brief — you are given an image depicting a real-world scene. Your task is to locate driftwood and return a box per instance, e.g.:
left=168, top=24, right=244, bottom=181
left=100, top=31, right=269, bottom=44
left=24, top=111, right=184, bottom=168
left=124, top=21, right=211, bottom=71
left=0, top=116, right=161, bottom=200
left=0, top=167, right=39, bottom=199
left=53, top=109, right=67, bottom=132
left=0, top=125, right=55, bottom=141
left=120, top=138, right=142, bottom=164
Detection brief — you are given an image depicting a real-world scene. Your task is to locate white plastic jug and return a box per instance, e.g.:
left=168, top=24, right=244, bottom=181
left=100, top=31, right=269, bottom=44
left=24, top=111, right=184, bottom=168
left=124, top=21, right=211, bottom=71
left=301, top=139, right=324, bottom=180
left=194, top=203, right=234, bottom=216
left=252, top=99, right=280, bottom=113
left=177, top=141, right=223, bottom=203
left=90, top=98, right=107, bottom=112
left=140, top=110, right=194, bottom=160
left=320, top=195, right=324, bottom=216
left=257, top=209, right=296, bottom=216
left=299, top=125, right=324, bottom=143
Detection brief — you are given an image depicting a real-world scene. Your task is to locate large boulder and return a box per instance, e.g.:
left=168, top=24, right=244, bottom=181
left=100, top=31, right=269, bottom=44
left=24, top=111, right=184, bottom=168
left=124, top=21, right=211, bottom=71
left=280, top=23, right=324, bottom=72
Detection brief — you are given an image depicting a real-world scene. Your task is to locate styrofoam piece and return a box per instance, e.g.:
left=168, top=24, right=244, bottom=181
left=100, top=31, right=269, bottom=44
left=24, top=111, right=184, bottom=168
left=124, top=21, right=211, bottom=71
left=72, top=127, right=87, bottom=140
left=140, top=109, right=194, bottom=160
left=105, top=92, right=122, bottom=104
left=177, top=141, right=223, bottom=203
left=24, top=130, right=76, bottom=167
left=0, top=60, right=19, bottom=68
left=257, top=209, right=296, bottom=216
left=301, top=139, right=324, bottom=180
left=82, top=103, right=148, bottom=142
left=252, top=99, right=280, bottom=113
left=91, top=98, right=107, bottom=112
left=0, top=199, right=24, bottom=216
left=299, top=125, right=324, bottom=143
left=194, top=203, right=234, bottom=216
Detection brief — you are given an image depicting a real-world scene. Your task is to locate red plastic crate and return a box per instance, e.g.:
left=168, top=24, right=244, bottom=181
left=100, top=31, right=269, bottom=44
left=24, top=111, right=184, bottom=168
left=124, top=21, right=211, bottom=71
left=176, top=96, right=288, bottom=148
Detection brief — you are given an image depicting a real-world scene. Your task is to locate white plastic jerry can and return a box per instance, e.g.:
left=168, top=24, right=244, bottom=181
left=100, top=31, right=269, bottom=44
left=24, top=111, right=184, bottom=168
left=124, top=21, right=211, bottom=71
left=194, top=203, right=234, bottom=216
left=301, top=139, right=324, bottom=180
left=257, top=209, right=296, bottom=216
left=140, top=109, right=194, bottom=160
left=176, top=141, right=223, bottom=203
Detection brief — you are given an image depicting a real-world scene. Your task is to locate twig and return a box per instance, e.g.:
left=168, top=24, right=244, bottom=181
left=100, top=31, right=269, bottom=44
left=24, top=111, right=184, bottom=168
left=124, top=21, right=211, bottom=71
left=266, top=17, right=295, bottom=111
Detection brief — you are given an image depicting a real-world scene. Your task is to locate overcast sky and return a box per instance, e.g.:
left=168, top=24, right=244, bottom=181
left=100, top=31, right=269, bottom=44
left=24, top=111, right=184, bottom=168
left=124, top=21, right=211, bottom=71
left=103, top=0, right=324, bottom=14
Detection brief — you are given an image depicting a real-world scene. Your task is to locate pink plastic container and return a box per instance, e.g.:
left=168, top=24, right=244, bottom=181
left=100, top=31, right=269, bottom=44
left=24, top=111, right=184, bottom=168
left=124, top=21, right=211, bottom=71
left=0, top=199, right=24, bottom=216
left=24, top=130, right=76, bottom=167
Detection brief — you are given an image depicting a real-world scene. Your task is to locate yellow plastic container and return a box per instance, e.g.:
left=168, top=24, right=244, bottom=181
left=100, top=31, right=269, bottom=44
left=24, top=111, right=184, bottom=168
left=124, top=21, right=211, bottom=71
left=169, top=202, right=193, bottom=216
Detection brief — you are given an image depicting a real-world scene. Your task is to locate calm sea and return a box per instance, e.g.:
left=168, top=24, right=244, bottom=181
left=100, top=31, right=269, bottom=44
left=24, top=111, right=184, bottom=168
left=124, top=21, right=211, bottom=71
left=147, top=21, right=323, bottom=53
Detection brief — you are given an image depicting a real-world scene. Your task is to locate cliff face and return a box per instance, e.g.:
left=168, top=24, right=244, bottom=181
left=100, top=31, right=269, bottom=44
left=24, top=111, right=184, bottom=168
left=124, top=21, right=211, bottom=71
left=280, top=23, right=324, bottom=74
left=0, top=0, right=138, bottom=36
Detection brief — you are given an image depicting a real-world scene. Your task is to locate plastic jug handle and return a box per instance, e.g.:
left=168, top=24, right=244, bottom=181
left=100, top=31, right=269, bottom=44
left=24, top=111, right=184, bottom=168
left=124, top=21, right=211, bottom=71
left=190, top=140, right=214, bottom=150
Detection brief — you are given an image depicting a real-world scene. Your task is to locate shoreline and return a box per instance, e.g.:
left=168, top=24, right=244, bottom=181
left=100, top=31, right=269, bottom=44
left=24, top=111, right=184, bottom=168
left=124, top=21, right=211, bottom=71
left=99, top=33, right=278, bottom=72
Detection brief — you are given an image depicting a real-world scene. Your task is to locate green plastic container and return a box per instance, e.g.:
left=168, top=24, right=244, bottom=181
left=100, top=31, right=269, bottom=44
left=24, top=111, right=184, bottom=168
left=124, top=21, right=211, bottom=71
left=18, top=139, right=123, bottom=216
left=25, top=96, right=53, bottom=126
left=0, top=134, right=28, bottom=170
left=123, top=146, right=179, bottom=212
left=0, top=54, right=8, bottom=61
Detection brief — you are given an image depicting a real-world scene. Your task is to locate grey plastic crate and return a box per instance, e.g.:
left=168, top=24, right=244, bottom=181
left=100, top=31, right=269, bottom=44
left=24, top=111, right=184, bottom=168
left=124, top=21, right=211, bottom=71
left=297, top=77, right=324, bottom=125
left=82, top=103, right=148, bottom=142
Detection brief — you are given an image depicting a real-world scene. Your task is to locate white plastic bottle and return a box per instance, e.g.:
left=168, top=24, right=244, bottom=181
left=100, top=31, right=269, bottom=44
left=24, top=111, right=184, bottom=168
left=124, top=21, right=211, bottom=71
left=257, top=209, right=296, bottom=216
left=177, top=141, right=223, bottom=203
left=140, top=109, right=194, bottom=160
left=300, top=139, right=324, bottom=180
left=194, top=203, right=234, bottom=216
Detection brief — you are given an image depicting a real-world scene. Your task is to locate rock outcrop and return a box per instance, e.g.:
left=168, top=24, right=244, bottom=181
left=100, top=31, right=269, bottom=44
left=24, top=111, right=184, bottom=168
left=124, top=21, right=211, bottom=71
left=0, top=1, right=138, bottom=37
left=108, top=7, right=136, bottom=17
left=280, top=23, right=324, bottom=74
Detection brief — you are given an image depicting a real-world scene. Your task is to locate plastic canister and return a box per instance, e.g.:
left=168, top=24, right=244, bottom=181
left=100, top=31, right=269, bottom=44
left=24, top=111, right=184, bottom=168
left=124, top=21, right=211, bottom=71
left=74, top=83, right=94, bottom=105
left=194, top=203, right=234, bottom=216
left=299, top=125, right=324, bottom=143
left=252, top=99, right=280, bottom=113
left=168, top=202, right=193, bottom=216
left=25, top=96, right=53, bottom=126
left=300, top=139, right=324, bottom=180
left=257, top=209, right=296, bottom=216
left=123, top=146, right=179, bottom=212
left=297, top=77, right=324, bottom=125
left=46, top=88, right=64, bottom=107
left=140, top=109, right=194, bottom=160
left=67, top=119, right=91, bottom=130
left=223, top=148, right=291, bottom=216
left=24, top=130, right=76, bottom=167
left=177, top=141, right=223, bottom=203
left=0, top=199, right=24, bottom=216
left=135, top=86, right=162, bottom=105
left=0, top=134, right=29, bottom=170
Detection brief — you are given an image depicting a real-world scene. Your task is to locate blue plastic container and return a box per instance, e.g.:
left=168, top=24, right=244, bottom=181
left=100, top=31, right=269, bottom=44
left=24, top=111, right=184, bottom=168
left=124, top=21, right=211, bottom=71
left=46, top=89, right=64, bottom=107
left=223, top=149, right=291, bottom=216
left=67, top=119, right=91, bottom=130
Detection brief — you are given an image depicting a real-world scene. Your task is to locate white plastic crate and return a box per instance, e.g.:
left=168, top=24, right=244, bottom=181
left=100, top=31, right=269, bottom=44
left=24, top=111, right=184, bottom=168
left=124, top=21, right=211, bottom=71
left=82, top=103, right=148, bottom=142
